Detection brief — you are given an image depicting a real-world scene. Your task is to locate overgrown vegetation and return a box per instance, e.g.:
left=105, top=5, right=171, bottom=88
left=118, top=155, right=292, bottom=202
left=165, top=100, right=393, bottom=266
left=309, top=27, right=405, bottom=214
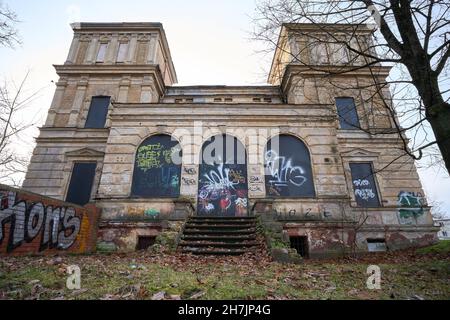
left=1, top=244, right=448, bottom=300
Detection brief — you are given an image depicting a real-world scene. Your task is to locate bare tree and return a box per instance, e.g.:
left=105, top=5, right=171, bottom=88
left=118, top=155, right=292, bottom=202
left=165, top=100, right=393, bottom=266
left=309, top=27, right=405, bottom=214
left=252, top=0, right=450, bottom=175
left=0, top=1, right=20, bottom=48
left=0, top=72, right=41, bottom=186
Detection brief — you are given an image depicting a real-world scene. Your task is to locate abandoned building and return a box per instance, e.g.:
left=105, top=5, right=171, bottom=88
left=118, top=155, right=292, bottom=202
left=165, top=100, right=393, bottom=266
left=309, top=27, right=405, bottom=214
left=16, top=22, right=438, bottom=258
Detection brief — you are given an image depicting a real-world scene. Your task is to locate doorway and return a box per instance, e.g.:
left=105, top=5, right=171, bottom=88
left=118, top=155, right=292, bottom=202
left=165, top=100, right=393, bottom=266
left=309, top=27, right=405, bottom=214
left=197, top=135, right=248, bottom=217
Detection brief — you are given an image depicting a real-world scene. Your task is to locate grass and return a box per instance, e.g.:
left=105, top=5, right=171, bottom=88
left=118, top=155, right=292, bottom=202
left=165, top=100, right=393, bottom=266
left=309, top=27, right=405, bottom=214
left=0, top=244, right=449, bottom=300
left=416, top=240, right=450, bottom=255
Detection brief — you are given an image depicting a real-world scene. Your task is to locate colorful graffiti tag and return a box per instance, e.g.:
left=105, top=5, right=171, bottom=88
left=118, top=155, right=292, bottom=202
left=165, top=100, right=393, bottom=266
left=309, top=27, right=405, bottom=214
left=397, top=191, right=425, bottom=224
left=264, top=135, right=315, bottom=197
left=0, top=185, right=99, bottom=255
left=197, top=135, right=248, bottom=216
left=131, top=135, right=182, bottom=198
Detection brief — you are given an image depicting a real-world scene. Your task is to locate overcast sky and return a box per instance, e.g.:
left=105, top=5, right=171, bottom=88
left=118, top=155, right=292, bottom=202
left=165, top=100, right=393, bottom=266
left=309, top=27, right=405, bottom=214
left=0, top=0, right=448, bottom=216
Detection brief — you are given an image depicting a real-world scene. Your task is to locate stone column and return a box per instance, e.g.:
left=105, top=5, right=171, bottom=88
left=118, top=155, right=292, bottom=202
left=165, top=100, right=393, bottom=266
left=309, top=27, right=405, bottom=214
left=140, top=76, right=156, bottom=103
left=44, top=80, right=68, bottom=127
left=147, top=34, right=158, bottom=64
left=105, top=34, right=119, bottom=64
left=65, top=35, right=80, bottom=64
left=67, top=78, right=89, bottom=127
left=117, top=77, right=131, bottom=103
left=127, top=34, right=138, bottom=64
left=85, top=36, right=99, bottom=64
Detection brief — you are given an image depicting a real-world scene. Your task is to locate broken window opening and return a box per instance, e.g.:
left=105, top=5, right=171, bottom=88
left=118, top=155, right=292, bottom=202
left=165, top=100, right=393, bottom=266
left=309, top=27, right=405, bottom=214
left=290, top=236, right=309, bottom=258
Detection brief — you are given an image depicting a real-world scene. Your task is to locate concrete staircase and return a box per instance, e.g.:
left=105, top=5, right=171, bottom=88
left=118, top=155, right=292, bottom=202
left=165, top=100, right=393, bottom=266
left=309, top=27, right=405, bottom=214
left=178, top=216, right=259, bottom=255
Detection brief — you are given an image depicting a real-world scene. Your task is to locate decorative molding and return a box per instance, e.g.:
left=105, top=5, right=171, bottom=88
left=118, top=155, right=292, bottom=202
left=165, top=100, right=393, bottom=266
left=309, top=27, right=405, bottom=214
left=65, top=147, right=105, bottom=158
left=340, top=148, right=380, bottom=158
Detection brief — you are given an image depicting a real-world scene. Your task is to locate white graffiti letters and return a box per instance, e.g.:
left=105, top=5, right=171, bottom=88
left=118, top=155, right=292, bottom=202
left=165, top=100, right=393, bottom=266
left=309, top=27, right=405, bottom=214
left=0, top=191, right=81, bottom=252
left=265, top=150, right=307, bottom=187
left=355, top=189, right=376, bottom=201
left=202, top=163, right=239, bottom=196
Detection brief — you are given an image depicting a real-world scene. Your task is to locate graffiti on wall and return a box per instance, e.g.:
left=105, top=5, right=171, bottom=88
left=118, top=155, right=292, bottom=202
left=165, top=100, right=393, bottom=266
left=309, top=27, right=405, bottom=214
left=264, top=135, right=315, bottom=197
left=197, top=135, right=249, bottom=217
left=131, top=135, right=182, bottom=198
left=198, top=163, right=248, bottom=216
left=349, top=163, right=381, bottom=207
left=353, top=179, right=376, bottom=201
left=0, top=187, right=98, bottom=255
left=397, top=191, right=425, bottom=224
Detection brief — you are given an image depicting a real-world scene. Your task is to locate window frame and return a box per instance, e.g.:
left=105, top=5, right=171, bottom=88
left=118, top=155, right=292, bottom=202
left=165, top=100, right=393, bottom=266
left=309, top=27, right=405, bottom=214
left=349, top=162, right=382, bottom=208
left=84, top=96, right=111, bottom=129
left=96, top=42, right=109, bottom=63
left=335, top=97, right=361, bottom=130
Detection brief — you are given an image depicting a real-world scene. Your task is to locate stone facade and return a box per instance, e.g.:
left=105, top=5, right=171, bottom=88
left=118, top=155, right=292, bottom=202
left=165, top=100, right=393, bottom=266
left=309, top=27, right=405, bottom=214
left=22, top=22, right=438, bottom=257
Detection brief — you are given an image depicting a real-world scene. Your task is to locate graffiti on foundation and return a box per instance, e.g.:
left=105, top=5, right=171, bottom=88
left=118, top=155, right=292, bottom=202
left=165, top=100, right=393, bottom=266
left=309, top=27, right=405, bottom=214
left=0, top=191, right=81, bottom=253
left=272, top=207, right=333, bottom=220
left=144, top=209, right=160, bottom=220
left=397, top=191, right=425, bottom=224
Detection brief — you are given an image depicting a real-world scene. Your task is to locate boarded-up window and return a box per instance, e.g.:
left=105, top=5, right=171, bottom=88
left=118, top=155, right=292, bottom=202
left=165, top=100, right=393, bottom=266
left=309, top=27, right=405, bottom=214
left=66, top=162, right=97, bottom=206
left=265, top=135, right=315, bottom=198
left=336, top=97, right=360, bottom=130
left=96, top=43, right=108, bottom=62
left=131, top=135, right=182, bottom=198
left=117, top=42, right=129, bottom=62
left=85, top=96, right=111, bottom=129
left=350, top=163, right=381, bottom=207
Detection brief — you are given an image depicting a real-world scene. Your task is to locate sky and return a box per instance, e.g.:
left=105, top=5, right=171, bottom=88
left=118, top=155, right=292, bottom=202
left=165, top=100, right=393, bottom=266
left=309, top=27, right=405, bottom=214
left=0, top=0, right=448, bottom=216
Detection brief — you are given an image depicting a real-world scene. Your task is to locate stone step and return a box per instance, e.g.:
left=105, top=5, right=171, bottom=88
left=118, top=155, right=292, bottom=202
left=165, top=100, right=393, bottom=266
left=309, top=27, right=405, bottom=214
left=187, top=219, right=257, bottom=225
left=181, top=247, right=251, bottom=255
left=181, top=235, right=257, bottom=241
left=179, top=241, right=258, bottom=248
left=191, top=216, right=256, bottom=220
left=178, top=216, right=260, bottom=256
left=184, top=223, right=256, bottom=229
left=183, top=228, right=256, bottom=235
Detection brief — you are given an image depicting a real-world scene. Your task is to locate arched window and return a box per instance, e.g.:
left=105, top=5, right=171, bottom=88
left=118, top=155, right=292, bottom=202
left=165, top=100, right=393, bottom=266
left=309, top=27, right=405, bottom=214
left=197, top=135, right=248, bottom=217
left=131, top=135, right=182, bottom=198
left=264, top=135, right=315, bottom=197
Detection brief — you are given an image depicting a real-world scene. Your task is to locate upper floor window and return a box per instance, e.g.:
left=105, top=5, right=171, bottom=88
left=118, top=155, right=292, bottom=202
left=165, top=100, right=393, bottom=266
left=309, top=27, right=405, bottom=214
left=117, top=42, right=129, bottom=63
left=96, top=43, right=108, bottom=62
left=349, top=162, right=381, bottom=208
left=336, top=97, right=360, bottom=130
left=85, top=96, right=111, bottom=129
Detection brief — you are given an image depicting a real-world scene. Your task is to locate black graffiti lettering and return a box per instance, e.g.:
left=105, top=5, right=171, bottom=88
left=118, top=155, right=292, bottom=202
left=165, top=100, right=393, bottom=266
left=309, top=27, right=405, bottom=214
left=40, top=206, right=62, bottom=251
left=58, top=207, right=81, bottom=250
left=305, top=208, right=312, bottom=217
left=25, top=202, right=45, bottom=242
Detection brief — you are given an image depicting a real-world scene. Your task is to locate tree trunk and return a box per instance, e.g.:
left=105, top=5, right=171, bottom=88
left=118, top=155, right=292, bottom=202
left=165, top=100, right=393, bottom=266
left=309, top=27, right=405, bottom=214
left=427, top=103, right=450, bottom=174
